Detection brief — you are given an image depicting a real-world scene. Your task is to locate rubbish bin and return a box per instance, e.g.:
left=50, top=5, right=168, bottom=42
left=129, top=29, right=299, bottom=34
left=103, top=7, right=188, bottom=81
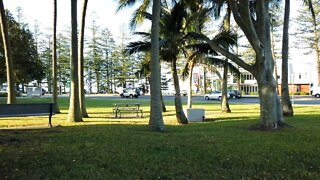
left=184, top=108, right=205, bottom=122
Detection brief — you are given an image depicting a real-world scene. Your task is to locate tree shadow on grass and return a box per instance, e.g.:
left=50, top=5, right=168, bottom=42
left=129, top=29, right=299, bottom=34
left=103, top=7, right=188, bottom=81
left=205, top=116, right=257, bottom=122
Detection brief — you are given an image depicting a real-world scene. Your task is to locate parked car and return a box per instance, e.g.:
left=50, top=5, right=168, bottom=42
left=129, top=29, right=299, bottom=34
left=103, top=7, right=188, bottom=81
left=227, top=90, right=242, bottom=99
left=42, top=88, right=46, bottom=95
left=180, top=90, right=187, bottom=96
left=204, top=91, right=230, bottom=100
left=312, top=87, right=320, bottom=98
left=120, top=88, right=140, bottom=98
left=169, top=90, right=187, bottom=96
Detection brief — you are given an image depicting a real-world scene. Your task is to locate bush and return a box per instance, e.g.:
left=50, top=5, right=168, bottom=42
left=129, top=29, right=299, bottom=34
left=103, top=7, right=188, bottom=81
left=0, top=91, right=22, bottom=97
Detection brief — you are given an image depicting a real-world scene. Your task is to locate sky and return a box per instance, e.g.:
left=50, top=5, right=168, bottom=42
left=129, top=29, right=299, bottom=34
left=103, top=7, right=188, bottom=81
left=3, top=1, right=317, bottom=74
left=3, top=0, right=143, bottom=43
left=3, top=1, right=302, bottom=43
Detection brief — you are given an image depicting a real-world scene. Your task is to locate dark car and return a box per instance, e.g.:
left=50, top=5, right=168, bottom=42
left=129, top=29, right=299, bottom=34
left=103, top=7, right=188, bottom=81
left=228, top=90, right=242, bottom=99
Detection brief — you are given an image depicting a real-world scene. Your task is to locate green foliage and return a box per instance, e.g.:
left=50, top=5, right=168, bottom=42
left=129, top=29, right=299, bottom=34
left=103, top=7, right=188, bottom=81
left=0, top=91, right=22, bottom=97
left=294, top=1, right=320, bottom=54
left=0, top=10, right=45, bottom=84
left=0, top=98, right=320, bottom=178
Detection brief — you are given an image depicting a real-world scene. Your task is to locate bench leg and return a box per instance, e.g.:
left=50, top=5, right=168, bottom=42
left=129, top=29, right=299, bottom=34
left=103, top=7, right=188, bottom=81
left=48, top=114, right=53, bottom=127
left=115, top=110, right=121, bottom=118
left=115, top=110, right=118, bottom=118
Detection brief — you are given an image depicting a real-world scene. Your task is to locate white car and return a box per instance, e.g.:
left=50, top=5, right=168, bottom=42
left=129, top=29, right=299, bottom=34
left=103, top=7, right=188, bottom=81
left=204, top=91, right=230, bottom=100
left=120, top=88, right=140, bottom=98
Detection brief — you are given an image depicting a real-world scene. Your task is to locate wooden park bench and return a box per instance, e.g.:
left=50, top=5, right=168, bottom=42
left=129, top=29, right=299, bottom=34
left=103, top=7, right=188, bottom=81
left=112, top=103, right=143, bottom=118
left=0, top=103, right=57, bottom=127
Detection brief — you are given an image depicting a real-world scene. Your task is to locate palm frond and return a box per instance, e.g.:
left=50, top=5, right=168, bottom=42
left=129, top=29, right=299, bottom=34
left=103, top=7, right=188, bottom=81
left=213, top=30, right=237, bottom=47
left=205, top=56, right=226, bottom=66
left=133, top=31, right=151, bottom=38
left=206, top=56, right=240, bottom=77
left=185, top=43, right=218, bottom=55
left=125, top=41, right=151, bottom=55
left=116, top=0, right=138, bottom=12
left=135, top=57, right=151, bottom=78
left=129, top=10, right=152, bottom=30
left=209, top=0, right=227, bottom=19
left=181, top=61, right=190, bottom=81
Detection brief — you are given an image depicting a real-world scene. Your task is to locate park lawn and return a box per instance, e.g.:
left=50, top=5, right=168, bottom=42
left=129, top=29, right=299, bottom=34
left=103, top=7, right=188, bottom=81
left=0, top=97, right=320, bottom=179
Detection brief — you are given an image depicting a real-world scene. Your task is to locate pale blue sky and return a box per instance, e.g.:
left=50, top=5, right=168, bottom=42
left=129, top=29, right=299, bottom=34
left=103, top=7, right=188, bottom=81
left=3, top=1, right=317, bottom=84
left=3, top=0, right=140, bottom=42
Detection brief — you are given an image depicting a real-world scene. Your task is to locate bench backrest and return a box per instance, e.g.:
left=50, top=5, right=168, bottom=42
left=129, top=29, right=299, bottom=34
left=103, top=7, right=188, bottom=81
left=113, top=103, right=140, bottom=109
left=0, top=103, right=57, bottom=117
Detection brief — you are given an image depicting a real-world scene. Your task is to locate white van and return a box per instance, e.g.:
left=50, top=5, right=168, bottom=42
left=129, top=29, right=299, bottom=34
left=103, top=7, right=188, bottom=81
left=312, top=87, right=320, bottom=98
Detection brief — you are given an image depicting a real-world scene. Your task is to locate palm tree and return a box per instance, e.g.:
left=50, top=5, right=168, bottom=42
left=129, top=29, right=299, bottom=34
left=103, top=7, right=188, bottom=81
left=67, top=0, right=83, bottom=122
left=52, top=0, right=60, bottom=112
left=135, top=54, right=167, bottom=112
left=149, top=0, right=165, bottom=131
left=0, top=0, right=15, bottom=104
left=183, top=1, right=210, bottom=109
left=117, top=0, right=151, bottom=30
left=159, top=2, right=190, bottom=124
left=182, top=31, right=238, bottom=110
left=117, top=0, right=164, bottom=131
left=281, top=0, right=293, bottom=116
left=220, top=6, right=232, bottom=113
left=127, top=2, right=189, bottom=124
left=78, top=0, right=89, bottom=118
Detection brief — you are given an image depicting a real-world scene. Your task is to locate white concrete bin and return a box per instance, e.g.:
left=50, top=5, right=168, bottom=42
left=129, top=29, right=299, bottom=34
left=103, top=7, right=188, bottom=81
left=184, top=108, right=205, bottom=122
left=27, top=88, right=33, bottom=97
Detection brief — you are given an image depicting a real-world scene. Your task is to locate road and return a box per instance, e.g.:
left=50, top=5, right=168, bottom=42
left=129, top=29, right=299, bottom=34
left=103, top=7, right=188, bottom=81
left=86, top=94, right=320, bottom=105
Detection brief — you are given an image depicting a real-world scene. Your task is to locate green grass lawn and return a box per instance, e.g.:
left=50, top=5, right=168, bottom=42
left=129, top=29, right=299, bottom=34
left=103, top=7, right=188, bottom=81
left=0, top=97, right=320, bottom=179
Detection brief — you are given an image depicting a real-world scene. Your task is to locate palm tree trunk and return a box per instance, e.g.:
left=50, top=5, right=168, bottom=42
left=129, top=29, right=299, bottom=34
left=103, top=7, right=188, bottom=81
left=68, top=0, right=83, bottom=122
left=160, top=92, right=166, bottom=112
left=172, top=58, right=188, bottom=124
left=203, top=67, right=207, bottom=94
left=52, top=0, right=60, bottom=113
left=221, top=6, right=231, bottom=113
left=149, top=0, right=165, bottom=131
left=187, top=60, right=195, bottom=109
left=78, top=0, right=89, bottom=117
left=221, top=60, right=231, bottom=113
left=281, top=0, right=293, bottom=117
left=0, top=0, right=15, bottom=104
left=315, top=31, right=320, bottom=86
left=271, top=27, right=280, bottom=95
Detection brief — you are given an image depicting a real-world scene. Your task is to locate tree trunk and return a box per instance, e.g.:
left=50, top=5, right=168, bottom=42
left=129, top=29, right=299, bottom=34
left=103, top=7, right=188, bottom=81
left=187, top=60, right=194, bottom=109
left=0, top=0, right=15, bottom=104
left=255, top=77, right=286, bottom=129
left=160, top=92, right=166, bottom=112
left=203, top=67, right=207, bottom=94
left=316, top=34, right=320, bottom=86
left=281, top=0, right=293, bottom=117
left=96, top=70, right=100, bottom=93
left=232, top=0, right=288, bottom=130
left=78, top=0, right=89, bottom=117
left=221, top=6, right=231, bottom=113
left=221, top=60, right=231, bottom=113
left=172, top=58, right=188, bottom=124
left=253, top=33, right=287, bottom=129
left=68, top=0, right=83, bottom=122
left=271, top=24, right=279, bottom=95
left=52, top=0, right=60, bottom=113
left=149, top=0, right=165, bottom=131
